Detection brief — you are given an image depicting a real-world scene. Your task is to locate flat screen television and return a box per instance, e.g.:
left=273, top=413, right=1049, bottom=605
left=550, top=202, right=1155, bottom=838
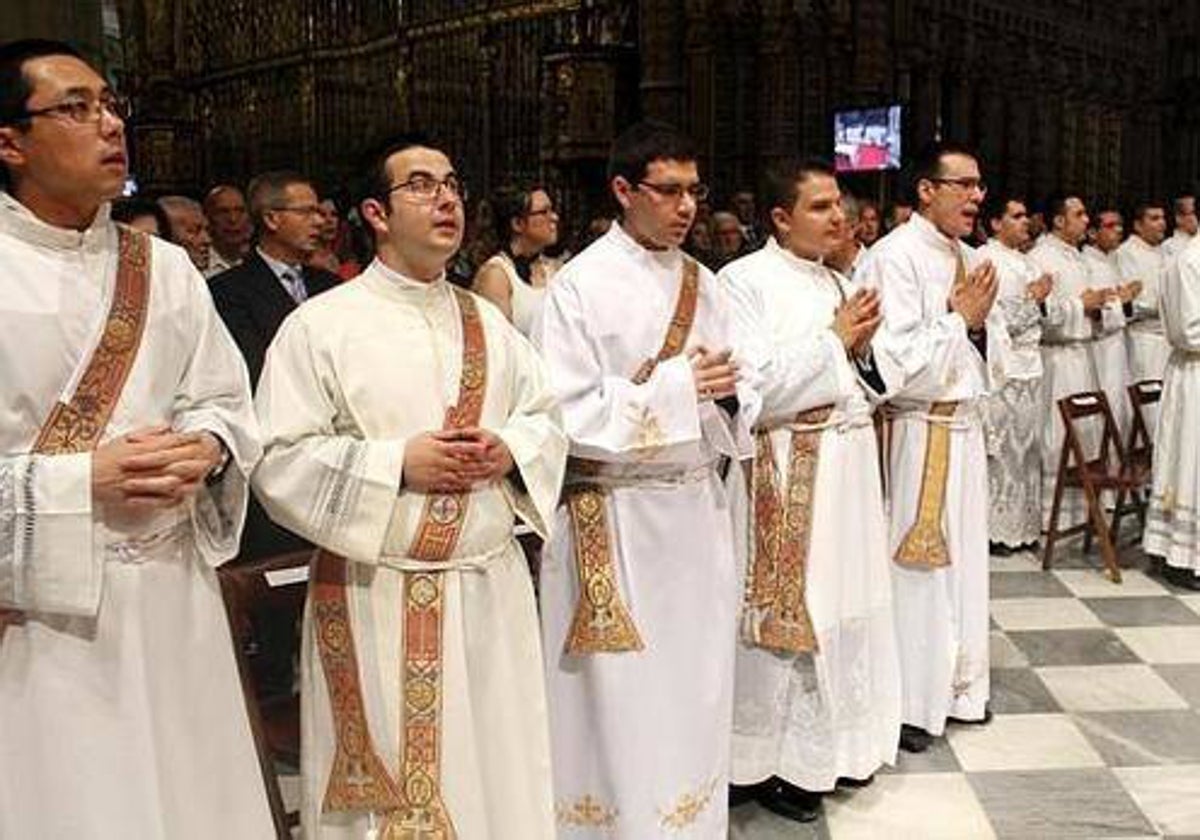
left=833, top=105, right=902, bottom=173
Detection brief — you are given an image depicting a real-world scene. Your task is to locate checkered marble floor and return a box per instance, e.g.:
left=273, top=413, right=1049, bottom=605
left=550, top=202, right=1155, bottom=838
left=733, top=538, right=1200, bottom=840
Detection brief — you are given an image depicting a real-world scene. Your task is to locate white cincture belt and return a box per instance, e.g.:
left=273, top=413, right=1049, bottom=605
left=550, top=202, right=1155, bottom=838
left=105, top=519, right=189, bottom=563
left=379, top=538, right=513, bottom=574
left=564, top=459, right=719, bottom=491
left=758, top=412, right=873, bottom=435
left=884, top=404, right=977, bottom=431
left=1042, top=337, right=1093, bottom=347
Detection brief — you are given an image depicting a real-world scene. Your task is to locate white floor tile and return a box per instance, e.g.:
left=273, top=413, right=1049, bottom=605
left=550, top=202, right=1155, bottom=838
left=947, top=713, right=1105, bottom=772
left=823, top=772, right=995, bottom=840
left=1036, top=664, right=1190, bottom=711
left=1179, top=594, right=1200, bottom=617
left=1114, top=765, right=1200, bottom=835
left=990, top=597, right=1103, bottom=631
left=1054, top=569, right=1169, bottom=599
left=1115, top=626, right=1200, bottom=664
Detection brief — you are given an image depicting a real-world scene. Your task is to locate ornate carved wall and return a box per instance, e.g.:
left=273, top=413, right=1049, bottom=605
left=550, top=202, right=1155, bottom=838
left=116, top=0, right=1191, bottom=218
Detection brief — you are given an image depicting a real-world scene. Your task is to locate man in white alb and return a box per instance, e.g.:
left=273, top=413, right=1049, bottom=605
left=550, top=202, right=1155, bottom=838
left=1162, top=192, right=1196, bottom=262
left=1116, top=200, right=1170, bottom=382
left=1082, top=205, right=1138, bottom=437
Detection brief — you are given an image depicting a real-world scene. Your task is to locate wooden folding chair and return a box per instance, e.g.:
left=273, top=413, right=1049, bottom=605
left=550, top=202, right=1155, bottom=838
left=1042, top=391, right=1151, bottom=583
left=218, top=550, right=312, bottom=839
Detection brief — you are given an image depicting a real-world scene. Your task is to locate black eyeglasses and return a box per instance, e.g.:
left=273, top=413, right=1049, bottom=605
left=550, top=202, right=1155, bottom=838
left=18, top=92, right=132, bottom=125
left=930, top=176, right=987, bottom=194
left=386, top=174, right=467, bottom=203
left=637, top=181, right=710, bottom=202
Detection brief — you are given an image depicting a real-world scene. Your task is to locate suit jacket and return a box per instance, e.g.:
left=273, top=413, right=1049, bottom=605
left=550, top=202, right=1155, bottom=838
left=208, top=249, right=341, bottom=559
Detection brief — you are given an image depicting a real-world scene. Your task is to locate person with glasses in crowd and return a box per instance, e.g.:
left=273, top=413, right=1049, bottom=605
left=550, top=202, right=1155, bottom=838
left=0, top=38, right=272, bottom=838
left=858, top=141, right=1008, bottom=754
left=252, top=132, right=566, bottom=839
left=472, top=183, right=560, bottom=337
left=536, top=120, right=749, bottom=838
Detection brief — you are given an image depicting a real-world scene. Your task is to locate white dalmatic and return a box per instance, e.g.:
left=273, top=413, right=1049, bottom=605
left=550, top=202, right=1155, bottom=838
left=1145, top=237, right=1200, bottom=574
left=858, top=213, right=1012, bottom=735
left=720, top=238, right=901, bottom=791
left=253, top=262, right=566, bottom=840
left=1029, top=235, right=1100, bottom=529
left=1115, top=235, right=1170, bottom=382
left=0, top=195, right=272, bottom=839
left=1082, top=244, right=1133, bottom=437
left=536, top=223, right=750, bottom=839
left=977, top=238, right=1047, bottom=548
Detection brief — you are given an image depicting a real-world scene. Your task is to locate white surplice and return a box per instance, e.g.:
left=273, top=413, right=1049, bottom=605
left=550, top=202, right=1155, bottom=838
left=1144, top=237, right=1200, bottom=575
left=857, top=213, right=1011, bottom=735
left=977, top=239, right=1046, bottom=548
left=1115, top=235, right=1170, bottom=382
left=1163, top=230, right=1195, bottom=262
left=1029, top=235, right=1101, bottom=529
left=720, top=239, right=900, bottom=791
left=0, top=193, right=271, bottom=840
left=1082, top=245, right=1133, bottom=437
left=252, top=261, right=566, bottom=840
left=535, top=223, right=750, bottom=839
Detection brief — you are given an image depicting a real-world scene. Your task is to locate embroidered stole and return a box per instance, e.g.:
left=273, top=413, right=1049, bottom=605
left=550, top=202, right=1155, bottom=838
left=311, top=287, right=486, bottom=838
left=562, top=257, right=699, bottom=656
left=892, top=401, right=958, bottom=568
left=0, top=227, right=151, bottom=639
left=741, top=405, right=831, bottom=654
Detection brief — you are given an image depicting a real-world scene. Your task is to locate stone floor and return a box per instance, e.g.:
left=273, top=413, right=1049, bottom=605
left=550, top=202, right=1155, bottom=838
left=733, top=539, right=1200, bottom=840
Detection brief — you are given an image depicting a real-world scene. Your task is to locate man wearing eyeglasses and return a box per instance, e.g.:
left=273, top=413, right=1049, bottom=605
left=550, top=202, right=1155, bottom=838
left=536, top=120, right=750, bottom=838
left=252, top=133, right=566, bottom=839
left=0, top=39, right=272, bottom=838
left=857, top=141, right=1010, bottom=755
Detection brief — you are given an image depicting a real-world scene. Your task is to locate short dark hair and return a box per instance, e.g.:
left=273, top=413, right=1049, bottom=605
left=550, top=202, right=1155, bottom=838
left=606, top=120, right=697, bottom=186
left=1128, top=198, right=1166, bottom=225
left=0, top=39, right=85, bottom=189
left=350, top=131, right=436, bottom=213
left=490, top=184, right=542, bottom=244
left=1174, top=191, right=1197, bottom=216
left=908, top=141, right=979, bottom=203
left=983, top=195, right=1026, bottom=227
left=761, top=158, right=837, bottom=233
left=1042, top=192, right=1083, bottom=232
left=111, top=197, right=171, bottom=240
left=246, top=169, right=312, bottom=230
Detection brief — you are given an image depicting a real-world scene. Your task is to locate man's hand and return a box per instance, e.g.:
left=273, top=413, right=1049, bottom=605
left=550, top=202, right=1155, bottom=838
left=1080, top=288, right=1107, bottom=314
left=1026, top=272, right=1053, bottom=303
left=689, top=346, right=739, bottom=401
left=92, top=426, right=224, bottom=510
left=1118, top=280, right=1143, bottom=304
left=949, top=260, right=999, bottom=329
left=832, top=287, right=883, bottom=356
left=401, top=428, right=515, bottom=494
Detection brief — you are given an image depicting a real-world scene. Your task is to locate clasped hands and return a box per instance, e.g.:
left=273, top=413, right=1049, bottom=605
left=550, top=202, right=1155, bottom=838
left=403, top=427, right=513, bottom=494
left=1026, top=272, right=1053, bottom=303
left=833, top=287, right=882, bottom=357
left=948, top=259, right=998, bottom=330
left=92, top=425, right=224, bottom=511
left=689, top=346, right=740, bottom=402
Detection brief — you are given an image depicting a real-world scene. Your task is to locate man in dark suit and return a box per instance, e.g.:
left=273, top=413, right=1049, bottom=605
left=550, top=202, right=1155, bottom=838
left=208, top=170, right=341, bottom=695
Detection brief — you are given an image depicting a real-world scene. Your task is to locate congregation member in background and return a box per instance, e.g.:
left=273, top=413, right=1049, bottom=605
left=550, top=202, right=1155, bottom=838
left=858, top=141, right=1008, bottom=754
left=885, top=199, right=913, bottom=231
left=826, top=193, right=867, bottom=279
left=685, top=212, right=717, bottom=268
left=978, top=196, right=1053, bottom=554
left=537, top=120, right=748, bottom=839
left=253, top=132, right=565, bottom=838
left=857, top=198, right=883, bottom=246
left=159, top=193, right=212, bottom=272
left=1030, top=194, right=1107, bottom=532
left=0, top=37, right=271, bottom=838
left=1162, top=191, right=1197, bottom=261
left=721, top=158, right=900, bottom=823
left=472, top=183, right=560, bottom=337
left=203, top=182, right=252, bottom=276
left=1082, top=205, right=1139, bottom=437
left=731, top=188, right=764, bottom=248
left=1144, top=234, right=1200, bottom=591
left=307, top=194, right=341, bottom=274
left=111, top=195, right=169, bottom=237
left=1117, top=199, right=1171, bottom=382
left=712, top=208, right=749, bottom=267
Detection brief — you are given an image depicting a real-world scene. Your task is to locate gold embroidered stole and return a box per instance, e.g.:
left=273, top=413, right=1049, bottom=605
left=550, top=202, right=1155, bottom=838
left=741, top=405, right=831, bottom=654
left=312, top=287, right=486, bottom=837
left=562, top=257, right=700, bottom=656
left=892, top=401, right=958, bottom=568
left=1, top=227, right=151, bottom=640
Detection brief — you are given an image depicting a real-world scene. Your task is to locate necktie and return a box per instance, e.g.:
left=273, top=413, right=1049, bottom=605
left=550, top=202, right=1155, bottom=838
left=283, top=268, right=307, bottom=304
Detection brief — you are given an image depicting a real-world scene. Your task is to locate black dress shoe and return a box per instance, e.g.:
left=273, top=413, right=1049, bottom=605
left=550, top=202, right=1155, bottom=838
left=989, top=541, right=1015, bottom=557
left=1164, top=564, right=1200, bottom=591
left=948, top=706, right=993, bottom=727
left=899, top=724, right=933, bottom=753
left=728, top=780, right=771, bottom=808
left=836, top=774, right=875, bottom=789
left=757, top=778, right=821, bottom=824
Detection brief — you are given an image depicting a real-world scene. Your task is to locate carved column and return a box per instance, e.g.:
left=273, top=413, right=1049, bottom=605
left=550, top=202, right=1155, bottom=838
left=639, top=0, right=685, bottom=125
